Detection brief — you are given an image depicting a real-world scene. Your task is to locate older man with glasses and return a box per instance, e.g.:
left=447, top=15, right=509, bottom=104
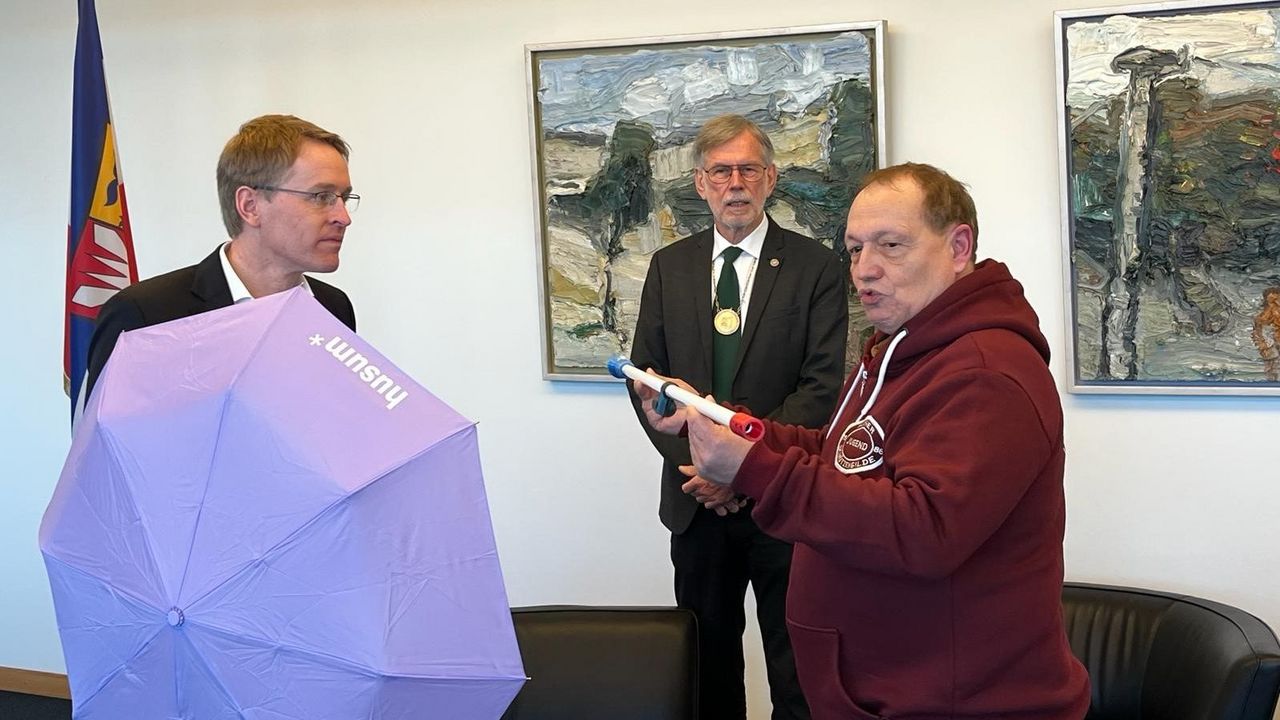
left=627, top=114, right=848, bottom=720
left=85, top=114, right=358, bottom=399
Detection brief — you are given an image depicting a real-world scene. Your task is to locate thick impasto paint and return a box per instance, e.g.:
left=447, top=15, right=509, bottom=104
left=1061, top=3, right=1280, bottom=392
left=529, top=26, right=883, bottom=378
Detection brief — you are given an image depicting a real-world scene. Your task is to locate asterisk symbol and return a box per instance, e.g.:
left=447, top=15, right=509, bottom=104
left=309, top=334, right=325, bottom=346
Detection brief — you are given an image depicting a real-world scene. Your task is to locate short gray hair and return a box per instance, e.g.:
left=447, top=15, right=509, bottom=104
left=693, top=114, right=774, bottom=167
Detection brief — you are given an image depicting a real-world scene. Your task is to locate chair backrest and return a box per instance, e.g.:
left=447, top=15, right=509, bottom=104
left=1062, top=582, right=1280, bottom=720
left=500, top=605, right=698, bottom=720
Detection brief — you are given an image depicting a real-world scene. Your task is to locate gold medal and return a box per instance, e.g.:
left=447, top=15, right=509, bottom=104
left=714, top=308, right=741, bottom=335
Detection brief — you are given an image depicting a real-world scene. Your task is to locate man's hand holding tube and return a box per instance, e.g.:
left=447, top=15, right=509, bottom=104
left=634, top=369, right=697, bottom=435
left=684, top=404, right=753, bottom=487
left=634, top=370, right=749, bottom=516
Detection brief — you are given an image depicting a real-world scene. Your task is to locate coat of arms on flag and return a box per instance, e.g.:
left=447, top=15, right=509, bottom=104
left=65, top=0, right=138, bottom=423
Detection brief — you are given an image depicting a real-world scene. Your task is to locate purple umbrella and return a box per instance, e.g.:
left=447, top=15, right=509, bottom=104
left=40, top=288, right=525, bottom=719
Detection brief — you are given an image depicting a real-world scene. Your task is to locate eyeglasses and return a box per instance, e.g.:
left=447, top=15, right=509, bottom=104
left=255, top=185, right=360, bottom=213
left=700, top=164, right=768, bottom=185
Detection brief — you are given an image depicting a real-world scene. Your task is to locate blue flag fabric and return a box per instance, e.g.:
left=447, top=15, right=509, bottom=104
left=65, top=0, right=138, bottom=425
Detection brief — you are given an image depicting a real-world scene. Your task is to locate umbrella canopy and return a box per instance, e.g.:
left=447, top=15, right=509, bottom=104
left=40, top=288, right=525, bottom=719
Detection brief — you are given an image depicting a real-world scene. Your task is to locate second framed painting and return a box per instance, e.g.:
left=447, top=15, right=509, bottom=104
left=1057, top=0, right=1280, bottom=395
left=527, top=22, right=886, bottom=380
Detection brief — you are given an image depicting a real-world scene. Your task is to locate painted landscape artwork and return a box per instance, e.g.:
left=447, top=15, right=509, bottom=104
left=528, top=24, right=884, bottom=379
left=1059, top=2, right=1280, bottom=393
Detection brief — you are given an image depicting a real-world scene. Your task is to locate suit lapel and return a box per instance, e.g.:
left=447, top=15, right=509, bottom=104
left=186, top=245, right=354, bottom=331
left=733, top=220, right=786, bottom=379
left=190, top=246, right=235, bottom=311
left=687, top=230, right=715, bottom=385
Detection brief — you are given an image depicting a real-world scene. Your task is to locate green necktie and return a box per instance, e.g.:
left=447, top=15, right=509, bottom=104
left=712, top=246, right=744, bottom=401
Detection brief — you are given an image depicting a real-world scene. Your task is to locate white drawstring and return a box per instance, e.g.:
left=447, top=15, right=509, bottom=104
left=825, top=364, right=865, bottom=441
left=855, top=329, right=908, bottom=422
left=825, top=329, right=908, bottom=440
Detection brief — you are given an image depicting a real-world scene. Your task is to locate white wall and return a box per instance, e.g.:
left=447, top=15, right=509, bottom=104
left=3, top=1, right=1277, bottom=717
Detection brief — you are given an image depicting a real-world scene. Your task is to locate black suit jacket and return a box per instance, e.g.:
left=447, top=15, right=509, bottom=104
left=629, top=219, right=848, bottom=534
left=85, top=246, right=356, bottom=400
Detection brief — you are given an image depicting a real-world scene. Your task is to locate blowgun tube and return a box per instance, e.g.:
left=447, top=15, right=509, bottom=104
left=607, top=356, right=764, bottom=441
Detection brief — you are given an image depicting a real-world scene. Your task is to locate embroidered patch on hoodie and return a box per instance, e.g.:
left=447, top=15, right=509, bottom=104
left=835, top=415, right=884, bottom=474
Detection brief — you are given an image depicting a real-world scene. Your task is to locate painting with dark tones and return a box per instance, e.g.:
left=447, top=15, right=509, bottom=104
left=1057, top=1, right=1280, bottom=394
left=527, top=23, right=886, bottom=379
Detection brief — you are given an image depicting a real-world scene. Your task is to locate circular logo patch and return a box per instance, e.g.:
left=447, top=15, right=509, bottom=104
left=834, top=416, right=884, bottom=474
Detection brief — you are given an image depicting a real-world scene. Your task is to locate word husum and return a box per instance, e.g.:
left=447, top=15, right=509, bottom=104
left=323, top=337, right=409, bottom=410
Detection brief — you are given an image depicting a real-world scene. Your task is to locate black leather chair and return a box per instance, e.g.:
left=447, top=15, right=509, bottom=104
left=1062, top=582, right=1280, bottom=719
left=501, top=606, right=698, bottom=720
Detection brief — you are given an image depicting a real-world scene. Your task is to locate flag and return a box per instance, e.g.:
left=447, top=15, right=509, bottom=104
left=65, top=0, right=138, bottom=425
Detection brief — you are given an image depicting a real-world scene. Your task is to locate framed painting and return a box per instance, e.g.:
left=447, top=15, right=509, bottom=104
left=1056, top=0, right=1280, bottom=394
left=527, top=22, right=886, bottom=380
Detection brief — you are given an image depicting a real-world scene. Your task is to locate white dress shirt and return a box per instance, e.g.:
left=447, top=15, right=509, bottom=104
left=219, top=241, right=313, bottom=303
left=711, top=216, right=769, bottom=326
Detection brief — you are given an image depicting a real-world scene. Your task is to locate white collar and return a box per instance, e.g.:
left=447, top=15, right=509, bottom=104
left=220, top=241, right=312, bottom=303
left=712, top=215, right=769, bottom=261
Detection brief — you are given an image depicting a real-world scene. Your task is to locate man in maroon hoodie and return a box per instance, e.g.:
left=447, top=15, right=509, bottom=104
left=639, top=163, right=1091, bottom=719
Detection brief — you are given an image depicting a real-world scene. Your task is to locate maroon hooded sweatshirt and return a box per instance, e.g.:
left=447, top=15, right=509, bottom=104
left=733, top=260, right=1090, bottom=720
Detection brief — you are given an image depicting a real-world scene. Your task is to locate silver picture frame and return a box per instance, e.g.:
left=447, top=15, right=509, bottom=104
left=527, top=22, right=887, bottom=380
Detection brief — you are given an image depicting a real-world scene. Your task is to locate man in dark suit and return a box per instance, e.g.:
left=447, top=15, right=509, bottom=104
left=628, top=114, right=848, bottom=720
left=85, top=114, right=358, bottom=399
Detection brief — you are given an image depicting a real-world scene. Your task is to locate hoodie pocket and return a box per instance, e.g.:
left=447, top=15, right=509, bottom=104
left=786, top=619, right=885, bottom=720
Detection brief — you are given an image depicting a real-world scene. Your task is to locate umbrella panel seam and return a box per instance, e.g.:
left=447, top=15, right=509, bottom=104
left=178, top=422, right=478, bottom=615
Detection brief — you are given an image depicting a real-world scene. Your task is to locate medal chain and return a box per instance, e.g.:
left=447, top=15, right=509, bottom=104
left=712, top=252, right=760, bottom=319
